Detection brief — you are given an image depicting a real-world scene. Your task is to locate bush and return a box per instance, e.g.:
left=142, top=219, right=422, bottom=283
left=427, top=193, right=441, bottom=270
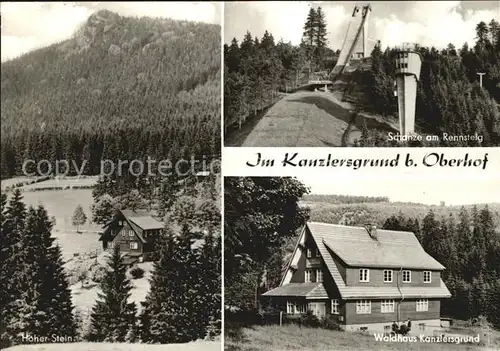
left=320, top=315, right=342, bottom=330
left=91, top=265, right=107, bottom=283
left=298, top=310, right=320, bottom=328
left=130, top=266, right=145, bottom=279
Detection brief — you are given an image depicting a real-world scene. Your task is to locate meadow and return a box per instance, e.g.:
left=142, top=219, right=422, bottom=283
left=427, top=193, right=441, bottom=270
left=226, top=325, right=499, bottom=351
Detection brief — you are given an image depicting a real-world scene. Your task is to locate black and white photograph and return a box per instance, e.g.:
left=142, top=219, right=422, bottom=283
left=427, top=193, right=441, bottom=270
left=224, top=176, right=500, bottom=350
left=1, top=2, right=221, bottom=350
left=224, top=1, right=500, bottom=147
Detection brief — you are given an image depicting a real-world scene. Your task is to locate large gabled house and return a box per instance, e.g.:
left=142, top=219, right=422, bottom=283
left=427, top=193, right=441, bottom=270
left=98, top=209, right=164, bottom=264
left=262, top=222, right=451, bottom=334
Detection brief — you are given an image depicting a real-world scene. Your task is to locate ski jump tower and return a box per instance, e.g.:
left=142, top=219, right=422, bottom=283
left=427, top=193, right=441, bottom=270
left=394, top=43, right=422, bottom=136
left=330, top=4, right=372, bottom=78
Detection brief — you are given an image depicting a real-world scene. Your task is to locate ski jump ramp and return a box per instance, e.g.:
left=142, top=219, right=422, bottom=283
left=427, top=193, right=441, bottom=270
left=330, top=4, right=372, bottom=79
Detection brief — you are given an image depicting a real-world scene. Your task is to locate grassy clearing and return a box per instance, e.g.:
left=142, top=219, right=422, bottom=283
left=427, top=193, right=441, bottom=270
left=5, top=340, right=221, bottom=351
left=225, top=325, right=496, bottom=351
left=241, top=92, right=349, bottom=147
left=239, top=91, right=398, bottom=147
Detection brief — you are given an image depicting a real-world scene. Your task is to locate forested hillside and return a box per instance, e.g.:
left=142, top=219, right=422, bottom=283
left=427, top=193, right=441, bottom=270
left=1, top=10, right=221, bottom=178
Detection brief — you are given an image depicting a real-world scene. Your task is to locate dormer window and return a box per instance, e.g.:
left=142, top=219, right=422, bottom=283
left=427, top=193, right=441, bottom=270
left=359, top=268, right=369, bottom=282
left=307, top=248, right=312, bottom=258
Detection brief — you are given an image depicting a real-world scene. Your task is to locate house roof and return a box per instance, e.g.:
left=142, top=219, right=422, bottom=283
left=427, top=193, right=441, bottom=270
left=269, top=222, right=451, bottom=300
left=262, top=283, right=328, bottom=299
left=308, top=222, right=445, bottom=270
left=120, top=209, right=164, bottom=230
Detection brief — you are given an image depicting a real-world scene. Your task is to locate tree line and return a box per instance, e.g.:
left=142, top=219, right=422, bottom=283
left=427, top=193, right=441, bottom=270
left=1, top=188, right=221, bottom=348
left=302, top=194, right=389, bottom=204
left=361, top=19, right=500, bottom=146
left=224, top=6, right=335, bottom=134
left=383, top=206, right=500, bottom=328
left=1, top=10, right=221, bottom=179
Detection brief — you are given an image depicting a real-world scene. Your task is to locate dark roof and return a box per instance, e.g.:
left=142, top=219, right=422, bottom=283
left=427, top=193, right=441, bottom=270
left=269, top=222, right=451, bottom=300
left=308, top=222, right=445, bottom=270
left=120, top=209, right=164, bottom=230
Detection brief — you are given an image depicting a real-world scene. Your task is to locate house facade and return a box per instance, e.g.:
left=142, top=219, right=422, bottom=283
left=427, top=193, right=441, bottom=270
left=262, top=222, right=451, bottom=335
left=99, top=209, right=164, bottom=264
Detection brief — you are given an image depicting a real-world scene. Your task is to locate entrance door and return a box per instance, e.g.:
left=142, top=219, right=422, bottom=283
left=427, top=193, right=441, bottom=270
left=309, top=302, right=326, bottom=318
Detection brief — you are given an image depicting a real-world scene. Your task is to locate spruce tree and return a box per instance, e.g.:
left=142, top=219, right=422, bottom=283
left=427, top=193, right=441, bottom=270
left=314, top=6, right=328, bottom=68
left=22, top=206, right=77, bottom=339
left=1, top=190, right=27, bottom=347
left=88, top=246, right=136, bottom=342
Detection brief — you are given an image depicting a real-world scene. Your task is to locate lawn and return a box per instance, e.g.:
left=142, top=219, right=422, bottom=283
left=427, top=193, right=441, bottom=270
left=5, top=340, right=221, bottom=351
left=20, top=188, right=101, bottom=260
left=225, top=325, right=497, bottom=351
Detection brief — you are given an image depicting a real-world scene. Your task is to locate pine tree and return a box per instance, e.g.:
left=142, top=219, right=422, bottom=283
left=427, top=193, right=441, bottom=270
left=87, top=246, right=136, bottom=342
left=140, top=229, right=190, bottom=343
left=1, top=190, right=27, bottom=347
left=314, top=6, right=328, bottom=68
left=303, top=7, right=317, bottom=62
left=72, top=205, right=87, bottom=233
left=91, top=194, right=116, bottom=225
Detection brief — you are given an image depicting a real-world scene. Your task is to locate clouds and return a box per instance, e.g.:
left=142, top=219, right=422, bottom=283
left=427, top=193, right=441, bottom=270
left=1, top=2, right=221, bottom=62
left=224, top=1, right=499, bottom=50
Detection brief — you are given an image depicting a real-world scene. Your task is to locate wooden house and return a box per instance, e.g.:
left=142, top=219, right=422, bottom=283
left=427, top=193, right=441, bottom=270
left=262, top=222, right=451, bottom=334
left=99, top=209, right=164, bottom=264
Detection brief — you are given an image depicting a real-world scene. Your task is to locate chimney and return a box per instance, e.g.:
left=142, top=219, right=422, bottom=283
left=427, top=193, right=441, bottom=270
left=364, top=224, right=378, bottom=240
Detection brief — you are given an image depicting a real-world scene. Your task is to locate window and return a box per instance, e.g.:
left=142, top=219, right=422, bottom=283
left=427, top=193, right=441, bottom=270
left=359, top=269, right=369, bottom=282
left=316, top=269, right=323, bottom=282
left=307, top=248, right=312, bottom=258
left=383, top=270, right=393, bottom=283
left=402, top=270, right=411, bottom=283
left=416, top=299, right=428, bottom=312
left=423, top=271, right=431, bottom=283
left=419, top=323, right=426, bottom=332
left=381, top=300, right=395, bottom=313
left=331, top=299, right=339, bottom=314
left=404, top=63, right=408, bottom=68
left=295, top=303, right=306, bottom=314
left=287, top=301, right=294, bottom=314
left=109, top=242, right=114, bottom=249
left=356, top=300, right=371, bottom=314
left=128, top=229, right=134, bottom=237
left=315, top=248, right=320, bottom=257
left=121, top=230, right=126, bottom=237
left=129, top=242, right=138, bottom=250
left=305, top=269, right=312, bottom=282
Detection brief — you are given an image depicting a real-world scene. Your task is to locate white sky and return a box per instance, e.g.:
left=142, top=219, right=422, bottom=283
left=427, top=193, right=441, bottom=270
left=224, top=1, right=500, bottom=50
left=298, top=175, right=500, bottom=206
left=1, top=2, right=221, bottom=62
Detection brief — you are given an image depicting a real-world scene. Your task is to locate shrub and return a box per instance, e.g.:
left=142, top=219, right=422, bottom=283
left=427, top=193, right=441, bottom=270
left=320, top=315, right=342, bottom=331
left=130, top=266, right=145, bottom=279
left=298, top=310, right=320, bottom=328
left=91, top=265, right=107, bottom=283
